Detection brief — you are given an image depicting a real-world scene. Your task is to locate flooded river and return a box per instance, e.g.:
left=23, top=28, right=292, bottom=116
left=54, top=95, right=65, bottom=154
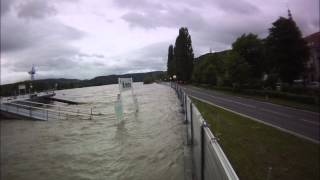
left=1, top=83, right=185, bottom=180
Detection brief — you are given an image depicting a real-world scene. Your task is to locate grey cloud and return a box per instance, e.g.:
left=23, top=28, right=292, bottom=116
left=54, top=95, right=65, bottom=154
left=213, top=0, right=260, bottom=15
left=121, top=5, right=265, bottom=54
left=1, top=15, right=85, bottom=52
left=78, top=53, right=105, bottom=59
left=2, top=0, right=318, bottom=84
left=113, top=0, right=164, bottom=10
left=1, top=0, right=17, bottom=16
left=112, top=42, right=169, bottom=73
left=7, top=44, right=79, bottom=73
left=122, top=7, right=207, bottom=30
left=17, top=0, right=57, bottom=19
left=1, top=8, right=86, bottom=81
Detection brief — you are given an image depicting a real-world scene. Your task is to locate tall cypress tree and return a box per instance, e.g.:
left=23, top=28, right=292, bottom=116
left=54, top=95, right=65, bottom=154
left=174, top=27, right=194, bottom=81
left=167, top=44, right=174, bottom=77
left=266, top=10, right=309, bottom=84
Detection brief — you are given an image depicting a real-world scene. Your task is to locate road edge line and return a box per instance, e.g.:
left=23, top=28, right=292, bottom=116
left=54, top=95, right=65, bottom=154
left=190, top=95, right=320, bottom=144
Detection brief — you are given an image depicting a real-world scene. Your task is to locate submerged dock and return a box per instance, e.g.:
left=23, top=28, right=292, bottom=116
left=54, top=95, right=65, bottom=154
left=0, top=92, right=106, bottom=121
left=42, top=97, right=81, bottom=105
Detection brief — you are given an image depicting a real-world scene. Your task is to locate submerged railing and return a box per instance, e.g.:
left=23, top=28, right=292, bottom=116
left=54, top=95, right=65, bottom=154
left=172, top=83, right=239, bottom=180
left=0, top=101, right=114, bottom=121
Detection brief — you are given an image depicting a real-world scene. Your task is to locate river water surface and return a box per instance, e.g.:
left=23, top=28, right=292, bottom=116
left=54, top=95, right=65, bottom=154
left=1, top=83, right=185, bottom=180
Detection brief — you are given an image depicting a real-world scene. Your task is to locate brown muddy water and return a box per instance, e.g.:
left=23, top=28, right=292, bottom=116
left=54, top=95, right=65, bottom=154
left=1, top=83, right=185, bottom=180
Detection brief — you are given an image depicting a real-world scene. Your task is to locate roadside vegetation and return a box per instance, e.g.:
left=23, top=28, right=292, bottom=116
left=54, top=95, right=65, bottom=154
left=195, top=84, right=319, bottom=112
left=192, top=98, right=320, bottom=180
left=166, top=11, right=318, bottom=111
left=143, top=76, right=154, bottom=84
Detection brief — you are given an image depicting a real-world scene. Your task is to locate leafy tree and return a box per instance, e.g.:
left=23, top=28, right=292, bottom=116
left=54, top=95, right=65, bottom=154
left=232, top=33, right=265, bottom=78
left=266, top=11, right=309, bottom=84
left=225, top=52, right=250, bottom=88
left=166, top=44, right=175, bottom=77
left=192, top=61, right=202, bottom=83
left=174, top=27, right=194, bottom=81
left=202, top=64, right=217, bottom=85
left=192, top=51, right=228, bottom=85
left=143, top=76, right=154, bottom=84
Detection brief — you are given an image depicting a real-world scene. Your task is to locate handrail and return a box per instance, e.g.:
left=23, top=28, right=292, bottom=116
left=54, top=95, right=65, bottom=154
left=1, top=101, right=115, bottom=118
left=2, top=102, right=98, bottom=118
left=172, top=82, right=239, bottom=180
left=21, top=100, right=92, bottom=113
left=203, top=125, right=239, bottom=179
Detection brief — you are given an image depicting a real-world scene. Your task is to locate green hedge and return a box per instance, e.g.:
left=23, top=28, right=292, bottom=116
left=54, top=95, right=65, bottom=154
left=241, top=89, right=318, bottom=105
left=143, top=76, right=154, bottom=84
left=194, top=83, right=319, bottom=105
left=206, top=85, right=319, bottom=105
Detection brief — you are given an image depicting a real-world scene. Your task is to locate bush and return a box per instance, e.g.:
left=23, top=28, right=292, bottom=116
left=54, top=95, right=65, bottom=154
left=198, top=83, right=319, bottom=105
left=241, top=89, right=318, bottom=105
left=143, top=76, right=154, bottom=84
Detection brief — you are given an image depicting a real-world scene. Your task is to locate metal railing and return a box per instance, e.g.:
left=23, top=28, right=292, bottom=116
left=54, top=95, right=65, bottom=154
left=0, top=90, right=56, bottom=102
left=173, top=83, right=239, bottom=180
left=0, top=101, right=114, bottom=121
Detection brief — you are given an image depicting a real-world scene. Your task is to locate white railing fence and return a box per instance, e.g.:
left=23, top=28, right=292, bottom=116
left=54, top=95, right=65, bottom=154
left=0, top=102, right=114, bottom=121
left=172, top=83, right=239, bottom=180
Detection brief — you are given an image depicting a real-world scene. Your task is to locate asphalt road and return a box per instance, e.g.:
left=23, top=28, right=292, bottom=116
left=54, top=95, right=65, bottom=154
left=182, top=85, right=320, bottom=143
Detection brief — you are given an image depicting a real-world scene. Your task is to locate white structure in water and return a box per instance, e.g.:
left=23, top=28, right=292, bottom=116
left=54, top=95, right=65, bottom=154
left=115, top=78, right=139, bottom=121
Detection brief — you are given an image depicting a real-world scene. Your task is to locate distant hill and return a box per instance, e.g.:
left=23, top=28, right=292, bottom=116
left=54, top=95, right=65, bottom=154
left=0, top=71, right=165, bottom=97
left=194, top=50, right=231, bottom=63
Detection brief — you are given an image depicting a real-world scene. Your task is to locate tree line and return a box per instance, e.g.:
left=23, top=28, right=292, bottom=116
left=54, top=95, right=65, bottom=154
left=0, top=71, right=165, bottom=97
left=167, top=11, right=310, bottom=90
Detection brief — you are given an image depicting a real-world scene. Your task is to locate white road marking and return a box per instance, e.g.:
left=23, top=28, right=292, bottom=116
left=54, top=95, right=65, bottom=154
left=190, top=95, right=319, bottom=144
left=260, top=108, right=292, bottom=118
left=187, top=86, right=320, bottom=116
left=299, top=118, right=320, bottom=126
left=186, top=88, right=256, bottom=109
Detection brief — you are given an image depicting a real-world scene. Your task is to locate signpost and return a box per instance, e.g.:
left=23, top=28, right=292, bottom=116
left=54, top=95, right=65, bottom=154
left=18, top=84, right=26, bottom=96
left=115, top=78, right=139, bottom=121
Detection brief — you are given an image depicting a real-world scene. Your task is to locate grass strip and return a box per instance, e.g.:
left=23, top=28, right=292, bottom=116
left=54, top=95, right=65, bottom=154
left=192, top=98, right=320, bottom=180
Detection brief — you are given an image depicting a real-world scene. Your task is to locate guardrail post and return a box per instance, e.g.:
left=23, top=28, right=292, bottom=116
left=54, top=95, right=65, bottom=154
left=185, top=94, right=187, bottom=119
left=29, top=107, right=32, bottom=118
left=58, top=107, right=60, bottom=120
left=90, top=108, right=93, bottom=120
left=46, top=110, right=48, bottom=120
left=201, top=122, right=206, bottom=180
left=190, top=102, right=193, bottom=145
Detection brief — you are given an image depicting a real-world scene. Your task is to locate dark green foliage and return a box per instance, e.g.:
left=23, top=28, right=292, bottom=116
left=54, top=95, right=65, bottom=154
left=225, top=52, right=250, bottom=88
left=191, top=12, right=310, bottom=92
left=143, top=76, right=154, bottom=84
left=167, top=44, right=175, bottom=77
left=192, top=51, right=228, bottom=85
left=174, top=27, right=194, bottom=81
left=242, top=89, right=318, bottom=105
left=207, top=85, right=318, bottom=105
left=232, top=33, right=265, bottom=78
left=266, top=15, right=309, bottom=84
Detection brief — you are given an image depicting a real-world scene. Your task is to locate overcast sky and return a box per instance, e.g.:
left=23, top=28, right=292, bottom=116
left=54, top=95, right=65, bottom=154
left=1, top=0, right=319, bottom=84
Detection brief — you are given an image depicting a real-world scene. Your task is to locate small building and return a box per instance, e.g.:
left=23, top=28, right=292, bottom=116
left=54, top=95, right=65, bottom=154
left=304, top=31, right=320, bottom=83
